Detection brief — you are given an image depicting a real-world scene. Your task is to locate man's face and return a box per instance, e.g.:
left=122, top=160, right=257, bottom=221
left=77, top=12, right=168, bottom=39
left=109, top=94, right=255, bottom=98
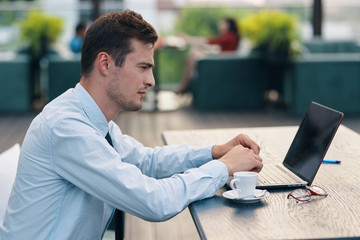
left=107, top=39, right=155, bottom=111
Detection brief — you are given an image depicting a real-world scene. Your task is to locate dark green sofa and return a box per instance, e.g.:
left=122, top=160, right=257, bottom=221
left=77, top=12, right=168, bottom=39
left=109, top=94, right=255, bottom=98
left=47, top=54, right=81, bottom=101
left=191, top=39, right=360, bottom=115
left=0, top=53, right=31, bottom=112
left=284, top=40, right=360, bottom=115
left=191, top=53, right=266, bottom=110
left=302, top=39, right=360, bottom=53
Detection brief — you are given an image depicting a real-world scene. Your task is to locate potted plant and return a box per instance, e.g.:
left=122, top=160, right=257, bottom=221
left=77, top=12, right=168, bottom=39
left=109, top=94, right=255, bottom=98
left=241, top=10, right=300, bottom=104
left=17, top=11, right=63, bottom=106
left=18, top=11, right=63, bottom=58
left=241, top=9, right=300, bottom=63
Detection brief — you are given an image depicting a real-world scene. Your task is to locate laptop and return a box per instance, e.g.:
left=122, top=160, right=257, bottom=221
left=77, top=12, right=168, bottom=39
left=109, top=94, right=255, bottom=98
left=256, top=101, right=344, bottom=189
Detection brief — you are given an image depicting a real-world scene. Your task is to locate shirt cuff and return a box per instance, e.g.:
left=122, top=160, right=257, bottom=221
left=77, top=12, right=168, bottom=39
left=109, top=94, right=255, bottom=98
left=199, top=160, right=229, bottom=189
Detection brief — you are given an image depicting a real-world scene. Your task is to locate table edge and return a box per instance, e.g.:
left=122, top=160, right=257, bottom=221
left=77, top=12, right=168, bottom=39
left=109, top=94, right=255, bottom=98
left=189, top=203, right=207, bottom=240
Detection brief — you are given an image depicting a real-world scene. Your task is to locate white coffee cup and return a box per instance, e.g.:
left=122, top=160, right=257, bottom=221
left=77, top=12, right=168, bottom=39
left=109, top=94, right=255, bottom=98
left=230, top=171, right=258, bottom=198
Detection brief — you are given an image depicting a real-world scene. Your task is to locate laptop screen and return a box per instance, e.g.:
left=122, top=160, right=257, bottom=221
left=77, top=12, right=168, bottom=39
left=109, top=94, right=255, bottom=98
left=283, top=102, right=344, bottom=184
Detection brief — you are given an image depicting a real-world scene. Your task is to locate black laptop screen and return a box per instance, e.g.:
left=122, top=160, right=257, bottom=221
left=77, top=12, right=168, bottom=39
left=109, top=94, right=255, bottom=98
left=283, top=102, right=343, bottom=184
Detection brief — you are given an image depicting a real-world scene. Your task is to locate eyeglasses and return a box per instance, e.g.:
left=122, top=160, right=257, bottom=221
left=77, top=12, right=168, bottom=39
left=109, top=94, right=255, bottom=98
left=287, top=185, right=328, bottom=202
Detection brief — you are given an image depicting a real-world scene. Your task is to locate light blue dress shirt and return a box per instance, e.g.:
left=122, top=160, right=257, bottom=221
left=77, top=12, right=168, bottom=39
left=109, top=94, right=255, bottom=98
left=0, top=83, right=228, bottom=240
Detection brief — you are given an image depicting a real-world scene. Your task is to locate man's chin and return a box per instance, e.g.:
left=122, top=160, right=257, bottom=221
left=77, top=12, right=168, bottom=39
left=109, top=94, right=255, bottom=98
left=135, top=101, right=143, bottom=111
left=126, top=103, right=142, bottom=112
left=133, top=105, right=142, bottom=111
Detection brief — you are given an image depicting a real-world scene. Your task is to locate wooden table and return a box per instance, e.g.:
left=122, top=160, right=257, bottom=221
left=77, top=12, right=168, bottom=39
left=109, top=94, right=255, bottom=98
left=162, top=125, right=360, bottom=240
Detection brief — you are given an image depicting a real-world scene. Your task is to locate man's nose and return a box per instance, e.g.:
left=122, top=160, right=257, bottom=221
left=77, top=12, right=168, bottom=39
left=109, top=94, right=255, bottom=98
left=145, top=71, right=155, bottom=88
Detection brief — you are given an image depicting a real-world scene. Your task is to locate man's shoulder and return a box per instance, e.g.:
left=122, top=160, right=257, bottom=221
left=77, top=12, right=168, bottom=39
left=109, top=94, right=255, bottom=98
left=40, top=90, right=87, bottom=129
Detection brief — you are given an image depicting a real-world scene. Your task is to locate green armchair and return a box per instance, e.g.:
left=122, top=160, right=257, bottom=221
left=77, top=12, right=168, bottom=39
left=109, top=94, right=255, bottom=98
left=47, top=54, right=81, bottom=101
left=0, top=54, right=31, bottom=112
left=191, top=53, right=267, bottom=110
left=284, top=40, right=360, bottom=115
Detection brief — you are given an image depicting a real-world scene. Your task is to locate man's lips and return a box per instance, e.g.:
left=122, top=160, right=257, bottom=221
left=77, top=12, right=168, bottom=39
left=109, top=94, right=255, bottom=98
left=138, top=90, right=147, bottom=97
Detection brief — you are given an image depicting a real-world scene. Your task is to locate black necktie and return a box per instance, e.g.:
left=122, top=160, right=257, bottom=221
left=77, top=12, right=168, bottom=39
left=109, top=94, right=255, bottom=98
left=105, top=132, right=124, bottom=240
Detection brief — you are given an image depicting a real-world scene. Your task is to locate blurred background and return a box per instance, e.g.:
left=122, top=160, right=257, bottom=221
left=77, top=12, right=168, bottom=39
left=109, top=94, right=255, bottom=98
left=0, top=0, right=360, bottom=114
left=1, top=1, right=359, bottom=239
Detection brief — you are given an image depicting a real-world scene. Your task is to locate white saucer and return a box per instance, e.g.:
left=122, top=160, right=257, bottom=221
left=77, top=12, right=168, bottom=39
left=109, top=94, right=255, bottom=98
left=222, top=189, right=270, bottom=203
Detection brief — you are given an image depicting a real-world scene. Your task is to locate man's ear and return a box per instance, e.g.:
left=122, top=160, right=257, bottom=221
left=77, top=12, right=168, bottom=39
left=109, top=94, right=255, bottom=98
left=97, top=52, right=112, bottom=76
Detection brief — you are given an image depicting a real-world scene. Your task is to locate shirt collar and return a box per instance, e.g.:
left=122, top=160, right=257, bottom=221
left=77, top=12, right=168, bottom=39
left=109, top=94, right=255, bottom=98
left=73, top=83, right=109, bottom=137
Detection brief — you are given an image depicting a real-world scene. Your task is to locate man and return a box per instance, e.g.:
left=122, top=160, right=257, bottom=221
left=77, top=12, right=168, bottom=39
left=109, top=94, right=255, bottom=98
left=0, top=10, right=262, bottom=239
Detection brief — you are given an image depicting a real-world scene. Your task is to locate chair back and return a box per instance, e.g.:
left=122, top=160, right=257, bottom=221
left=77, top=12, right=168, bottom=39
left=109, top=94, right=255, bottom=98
left=0, top=144, right=20, bottom=224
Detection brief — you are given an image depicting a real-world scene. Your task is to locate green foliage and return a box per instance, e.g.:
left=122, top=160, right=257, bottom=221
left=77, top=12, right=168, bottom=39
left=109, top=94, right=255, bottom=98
left=18, top=11, right=63, bottom=56
left=155, top=48, right=188, bottom=85
left=0, top=11, right=15, bottom=25
left=174, top=7, right=251, bottom=37
left=242, top=9, right=300, bottom=58
left=175, top=8, right=229, bottom=37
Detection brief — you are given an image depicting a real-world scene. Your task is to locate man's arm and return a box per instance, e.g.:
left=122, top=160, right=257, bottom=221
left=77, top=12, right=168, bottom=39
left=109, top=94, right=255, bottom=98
left=113, top=123, right=262, bottom=178
left=111, top=123, right=214, bottom=179
left=51, top=118, right=228, bottom=222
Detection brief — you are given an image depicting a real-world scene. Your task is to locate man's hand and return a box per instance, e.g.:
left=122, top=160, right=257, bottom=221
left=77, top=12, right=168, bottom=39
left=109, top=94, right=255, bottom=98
left=218, top=145, right=263, bottom=176
left=212, top=134, right=260, bottom=159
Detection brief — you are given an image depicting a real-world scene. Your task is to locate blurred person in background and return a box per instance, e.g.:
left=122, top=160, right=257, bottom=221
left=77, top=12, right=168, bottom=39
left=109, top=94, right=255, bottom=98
left=176, top=17, right=241, bottom=94
left=70, top=21, right=87, bottom=54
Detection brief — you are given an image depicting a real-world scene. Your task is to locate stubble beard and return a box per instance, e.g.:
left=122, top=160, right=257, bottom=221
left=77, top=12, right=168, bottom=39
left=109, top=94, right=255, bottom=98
left=107, top=71, right=143, bottom=112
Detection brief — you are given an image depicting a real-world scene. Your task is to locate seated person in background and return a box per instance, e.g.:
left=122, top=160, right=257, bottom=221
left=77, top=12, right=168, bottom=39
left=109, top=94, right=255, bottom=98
left=70, top=21, right=87, bottom=53
left=177, top=17, right=241, bottom=94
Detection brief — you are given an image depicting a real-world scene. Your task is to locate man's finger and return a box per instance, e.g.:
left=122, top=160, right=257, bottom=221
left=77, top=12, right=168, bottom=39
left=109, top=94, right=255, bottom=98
left=240, top=136, right=260, bottom=155
left=253, top=154, right=263, bottom=162
left=251, top=161, right=263, bottom=173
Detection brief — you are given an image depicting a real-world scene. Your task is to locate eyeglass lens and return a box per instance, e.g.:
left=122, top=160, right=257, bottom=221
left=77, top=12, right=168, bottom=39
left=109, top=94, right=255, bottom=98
left=287, top=185, right=327, bottom=202
left=289, top=189, right=311, bottom=201
left=307, top=185, right=328, bottom=196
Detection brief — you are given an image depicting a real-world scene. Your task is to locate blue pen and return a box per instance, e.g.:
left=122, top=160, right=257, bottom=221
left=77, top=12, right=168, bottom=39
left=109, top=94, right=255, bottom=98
left=322, top=160, right=341, bottom=164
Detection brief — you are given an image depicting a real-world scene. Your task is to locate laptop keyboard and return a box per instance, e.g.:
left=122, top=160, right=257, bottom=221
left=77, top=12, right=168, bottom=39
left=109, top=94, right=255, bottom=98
left=258, top=165, right=303, bottom=185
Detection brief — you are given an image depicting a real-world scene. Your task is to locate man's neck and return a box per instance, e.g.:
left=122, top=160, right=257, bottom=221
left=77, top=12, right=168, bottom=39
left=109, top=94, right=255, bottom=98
left=79, top=79, right=119, bottom=122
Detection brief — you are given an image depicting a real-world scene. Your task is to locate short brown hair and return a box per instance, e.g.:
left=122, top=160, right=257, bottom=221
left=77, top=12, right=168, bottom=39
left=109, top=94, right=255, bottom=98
left=81, top=9, right=158, bottom=77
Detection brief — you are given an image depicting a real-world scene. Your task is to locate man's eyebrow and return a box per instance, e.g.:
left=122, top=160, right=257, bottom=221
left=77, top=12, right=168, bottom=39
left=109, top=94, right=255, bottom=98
left=138, top=62, right=155, bottom=68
